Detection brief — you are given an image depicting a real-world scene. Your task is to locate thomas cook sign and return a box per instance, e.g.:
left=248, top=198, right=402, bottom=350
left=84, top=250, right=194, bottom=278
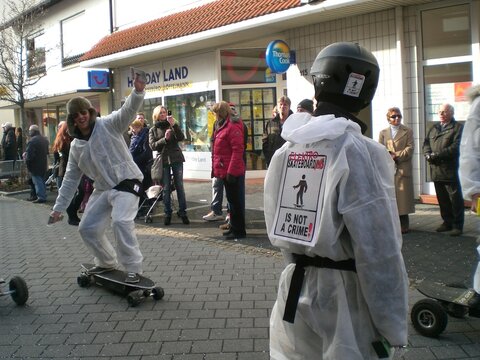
left=265, top=40, right=292, bottom=74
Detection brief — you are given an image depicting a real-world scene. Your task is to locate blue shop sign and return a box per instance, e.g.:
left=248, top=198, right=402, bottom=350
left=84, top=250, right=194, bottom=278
left=88, top=71, right=109, bottom=88
left=265, top=40, right=291, bottom=74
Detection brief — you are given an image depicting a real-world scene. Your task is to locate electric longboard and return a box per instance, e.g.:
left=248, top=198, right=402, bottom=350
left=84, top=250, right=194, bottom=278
left=77, top=263, right=164, bottom=307
left=411, top=280, right=480, bottom=337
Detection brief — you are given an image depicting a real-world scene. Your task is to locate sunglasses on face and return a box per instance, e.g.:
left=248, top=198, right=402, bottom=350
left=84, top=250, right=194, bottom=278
left=390, top=115, right=402, bottom=119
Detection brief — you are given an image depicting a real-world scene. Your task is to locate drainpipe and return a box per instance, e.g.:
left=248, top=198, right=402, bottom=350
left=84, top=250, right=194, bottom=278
left=108, top=0, right=115, bottom=111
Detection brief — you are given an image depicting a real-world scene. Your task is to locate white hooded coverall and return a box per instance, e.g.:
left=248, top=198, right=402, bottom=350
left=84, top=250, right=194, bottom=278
left=53, top=89, right=145, bottom=274
left=459, top=85, right=480, bottom=293
left=265, top=112, right=408, bottom=359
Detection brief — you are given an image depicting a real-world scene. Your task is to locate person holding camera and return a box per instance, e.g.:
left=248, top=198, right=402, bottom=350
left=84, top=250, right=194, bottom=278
left=423, top=103, right=464, bottom=236
left=149, top=106, right=189, bottom=226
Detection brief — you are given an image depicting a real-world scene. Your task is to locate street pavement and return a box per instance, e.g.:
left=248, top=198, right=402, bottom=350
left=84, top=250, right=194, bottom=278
left=1, top=179, right=480, bottom=359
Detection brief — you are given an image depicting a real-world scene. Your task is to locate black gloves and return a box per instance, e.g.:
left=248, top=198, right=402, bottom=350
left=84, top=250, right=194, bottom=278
left=425, top=152, right=439, bottom=164
left=226, top=173, right=237, bottom=184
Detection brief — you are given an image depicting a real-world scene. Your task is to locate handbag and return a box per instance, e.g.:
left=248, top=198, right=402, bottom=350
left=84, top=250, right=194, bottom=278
left=151, top=155, right=164, bottom=183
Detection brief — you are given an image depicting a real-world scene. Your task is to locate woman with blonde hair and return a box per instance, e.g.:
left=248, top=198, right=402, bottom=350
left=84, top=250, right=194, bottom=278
left=149, top=105, right=189, bottom=226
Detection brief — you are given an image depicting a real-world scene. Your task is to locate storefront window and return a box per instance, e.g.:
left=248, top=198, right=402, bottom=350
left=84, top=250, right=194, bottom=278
left=424, top=62, right=472, bottom=122
left=142, top=98, right=163, bottom=126
left=165, top=90, right=216, bottom=152
left=421, top=4, right=471, bottom=60
left=223, top=87, right=276, bottom=170
left=221, top=49, right=275, bottom=85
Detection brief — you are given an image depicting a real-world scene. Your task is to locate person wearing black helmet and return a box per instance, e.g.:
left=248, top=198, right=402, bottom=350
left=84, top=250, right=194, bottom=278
left=264, top=42, right=408, bottom=359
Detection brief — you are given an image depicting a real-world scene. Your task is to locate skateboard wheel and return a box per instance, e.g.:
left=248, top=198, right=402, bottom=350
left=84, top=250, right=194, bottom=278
left=152, top=286, right=164, bottom=300
left=127, top=290, right=144, bottom=307
left=411, top=298, right=448, bottom=337
left=9, top=276, right=28, bottom=306
left=77, top=274, right=91, bottom=288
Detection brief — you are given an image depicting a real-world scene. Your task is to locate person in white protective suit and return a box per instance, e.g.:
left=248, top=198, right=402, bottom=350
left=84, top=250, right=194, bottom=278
left=264, top=42, right=409, bottom=360
left=459, top=84, right=480, bottom=306
left=49, top=74, right=146, bottom=284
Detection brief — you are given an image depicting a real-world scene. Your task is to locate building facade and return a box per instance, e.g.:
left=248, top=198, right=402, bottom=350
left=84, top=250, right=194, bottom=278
left=1, top=0, right=479, bottom=201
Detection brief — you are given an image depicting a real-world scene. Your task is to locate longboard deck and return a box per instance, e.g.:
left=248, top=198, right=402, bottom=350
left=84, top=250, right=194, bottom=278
left=417, top=280, right=476, bottom=307
left=81, top=263, right=155, bottom=289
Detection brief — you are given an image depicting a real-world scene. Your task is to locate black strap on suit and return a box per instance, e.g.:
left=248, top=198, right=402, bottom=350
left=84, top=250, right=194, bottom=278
left=283, top=254, right=357, bottom=323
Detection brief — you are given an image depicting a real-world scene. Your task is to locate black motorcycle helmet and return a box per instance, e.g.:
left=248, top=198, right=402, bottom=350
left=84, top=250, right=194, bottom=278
left=311, top=42, right=380, bottom=113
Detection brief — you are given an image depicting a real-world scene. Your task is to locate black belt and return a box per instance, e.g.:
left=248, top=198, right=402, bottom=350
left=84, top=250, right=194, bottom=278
left=283, top=254, right=356, bottom=323
left=113, top=178, right=144, bottom=197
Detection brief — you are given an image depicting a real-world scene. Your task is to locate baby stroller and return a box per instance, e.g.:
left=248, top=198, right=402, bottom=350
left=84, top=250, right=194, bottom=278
left=138, top=175, right=176, bottom=223
left=45, top=163, right=59, bottom=191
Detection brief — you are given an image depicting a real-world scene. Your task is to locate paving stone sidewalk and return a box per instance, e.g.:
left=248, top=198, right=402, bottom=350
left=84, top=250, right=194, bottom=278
left=1, top=181, right=480, bottom=359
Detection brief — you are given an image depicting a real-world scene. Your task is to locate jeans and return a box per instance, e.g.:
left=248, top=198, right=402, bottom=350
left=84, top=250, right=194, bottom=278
left=163, top=163, right=187, bottom=216
left=31, top=175, right=47, bottom=201
left=224, top=174, right=246, bottom=235
left=211, top=177, right=224, bottom=215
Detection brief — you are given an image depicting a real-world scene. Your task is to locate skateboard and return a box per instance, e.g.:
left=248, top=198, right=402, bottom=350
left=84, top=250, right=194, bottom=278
left=411, top=280, right=480, bottom=337
left=0, top=276, right=28, bottom=306
left=77, top=263, right=164, bottom=307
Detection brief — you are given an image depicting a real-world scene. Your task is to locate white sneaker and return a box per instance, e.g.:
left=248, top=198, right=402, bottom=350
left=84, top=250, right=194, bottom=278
left=202, top=211, right=224, bottom=221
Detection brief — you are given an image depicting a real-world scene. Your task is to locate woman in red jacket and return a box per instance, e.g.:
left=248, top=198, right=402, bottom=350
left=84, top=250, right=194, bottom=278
left=211, top=101, right=246, bottom=239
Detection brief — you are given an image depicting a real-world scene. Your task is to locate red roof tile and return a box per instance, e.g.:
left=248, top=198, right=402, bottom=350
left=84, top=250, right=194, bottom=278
left=81, top=0, right=300, bottom=61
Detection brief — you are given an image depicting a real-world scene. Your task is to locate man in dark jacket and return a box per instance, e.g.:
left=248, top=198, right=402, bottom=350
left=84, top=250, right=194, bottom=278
left=423, top=103, right=464, bottom=236
left=1, top=122, right=17, bottom=160
left=262, top=96, right=293, bottom=167
left=25, top=124, right=49, bottom=203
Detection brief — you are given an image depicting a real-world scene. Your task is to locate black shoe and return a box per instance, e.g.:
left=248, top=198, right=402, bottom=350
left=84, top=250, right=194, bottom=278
left=225, top=232, right=246, bottom=240
left=450, top=228, right=463, bottom=237
left=436, top=223, right=452, bottom=232
left=32, top=199, right=46, bottom=204
left=177, top=212, right=190, bottom=225
left=68, top=217, right=80, bottom=226
left=164, top=216, right=171, bottom=226
left=26, top=196, right=37, bottom=201
left=125, top=272, right=140, bottom=283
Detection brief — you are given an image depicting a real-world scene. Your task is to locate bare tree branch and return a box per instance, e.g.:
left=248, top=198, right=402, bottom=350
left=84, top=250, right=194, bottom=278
left=0, top=0, right=51, bottom=129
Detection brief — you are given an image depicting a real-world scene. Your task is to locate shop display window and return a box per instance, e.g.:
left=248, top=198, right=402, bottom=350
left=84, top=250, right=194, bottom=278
left=165, top=90, right=216, bottom=152
left=421, top=4, right=471, bottom=60
left=223, top=87, right=276, bottom=170
left=141, top=98, right=163, bottom=126
left=221, top=49, right=273, bottom=85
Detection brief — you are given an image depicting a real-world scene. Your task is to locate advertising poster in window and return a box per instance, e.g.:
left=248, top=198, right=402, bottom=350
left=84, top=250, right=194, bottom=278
left=254, top=135, right=263, bottom=151
left=254, top=120, right=264, bottom=136
left=241, top=106, right=251, bottom=120
left=263, top=88, right=274, bottom=104
left=229, top=91, right=240, bottom=106
left=425, top=81, right=471, bottom=121
left=253, top=89, right=263, bottom=104
left=253, top=106, right=262, bottom=120
left=241, top=90, right=251, bottom=104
